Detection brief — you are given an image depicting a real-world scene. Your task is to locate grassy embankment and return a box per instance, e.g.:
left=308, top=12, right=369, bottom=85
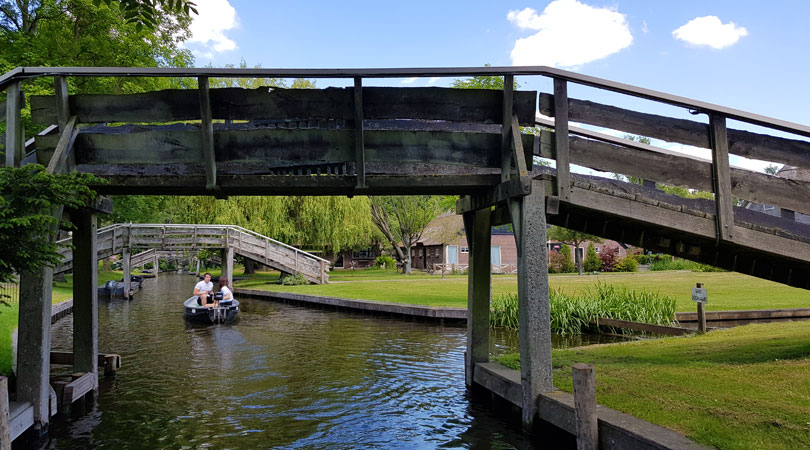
left=496, top=320, right=810, bottom=450
left=0, top=269, right=136, bottom=374
left=236, top=269, right=810, bottom=312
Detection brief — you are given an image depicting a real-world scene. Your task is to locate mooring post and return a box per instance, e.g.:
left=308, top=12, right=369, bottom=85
left=573, top=363, right=598, bottom=450
left=17, top=207, right=60, bottom=430
left=72, top=209, right=99, bottom=390
left=196, top=257, right=201, bottom=276
left=153, top=253, right=159, bottom=279
left=1, top=376, right=10, bottom=450
left=222, top=247, right=234, bottom=288
left=463, top=206, right=491, bottom=387
left=517, top=180, right=553, bottom=432
left=122, top=247, right=131, bottom=300
left=696, top=282, right=706, bottom=334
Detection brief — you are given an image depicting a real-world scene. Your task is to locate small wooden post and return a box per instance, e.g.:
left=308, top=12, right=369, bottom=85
left=153, top=253, right=159, bottom=279
left=553, top=79, right=572, bottom=202
left=1, top=376, right=10, bottom=450
left=122, top=248, right=131, bottom=300
left=501, top=74, right=514, bottom=183
left=73, top=210, right=98, bottom=389
left=696, top=282, right=707, bottom=334
left=198, top=76, right=217, bottom=190
left=709, top=114, right=734, bottom=242
left=319, top=260, right=326, bottom=284
left=573, top=364, right=598, bottom=450
left=196, top=258, right=201, bottom=276
left=464, top=206, right=491, bottom=387
left=353, top=77, right=366, bottom=188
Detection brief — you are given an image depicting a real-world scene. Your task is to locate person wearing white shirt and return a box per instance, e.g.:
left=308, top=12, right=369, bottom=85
left=216, top=278, right=235, bottom=307
left=194, top=273, right=215, bottom=307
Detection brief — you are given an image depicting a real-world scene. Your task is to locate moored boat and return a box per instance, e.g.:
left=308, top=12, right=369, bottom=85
left=183, top=296, right=239, bottom=324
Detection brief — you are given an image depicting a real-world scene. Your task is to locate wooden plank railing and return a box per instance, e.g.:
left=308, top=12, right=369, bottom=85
left=53, top=224, right=329, bottom=283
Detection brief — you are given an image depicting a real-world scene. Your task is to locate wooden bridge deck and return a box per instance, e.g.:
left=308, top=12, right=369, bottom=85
left=55, top=224, right=329, bottom=284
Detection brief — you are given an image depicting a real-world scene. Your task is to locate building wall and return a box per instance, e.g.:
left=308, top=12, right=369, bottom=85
left=335, top=248, right=381, bottom=269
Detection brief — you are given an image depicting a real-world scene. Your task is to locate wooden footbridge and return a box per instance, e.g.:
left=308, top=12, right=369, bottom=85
left=54, top=223, right=329, bottom=284
left=3, top=66, right=809, bottom=445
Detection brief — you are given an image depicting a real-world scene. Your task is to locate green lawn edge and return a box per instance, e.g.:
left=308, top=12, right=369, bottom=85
left=495, top=320, right=810, bottom=450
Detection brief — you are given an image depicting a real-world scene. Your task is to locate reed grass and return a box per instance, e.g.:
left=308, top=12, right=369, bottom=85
left=490, top=283, right=676, bottom=335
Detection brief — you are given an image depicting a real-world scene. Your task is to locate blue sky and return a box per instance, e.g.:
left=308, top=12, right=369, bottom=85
left=184, top=0, right=810, bottom=172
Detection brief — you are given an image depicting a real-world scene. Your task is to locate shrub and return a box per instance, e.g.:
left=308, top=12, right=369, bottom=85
left=549, top=245, right=575, bottom=274
left=280, top=273, right=308, bottom=285
left=599, top=246, right=620, bottom=272
left=615, top=257, right=638, bottom=272
left=633, top=254, right=651, bottom=265
left=375, top=255, right=396, bottom=269
left=559, top=244, right=575, bottom=273
left=583, top=243, right=601, bottom=272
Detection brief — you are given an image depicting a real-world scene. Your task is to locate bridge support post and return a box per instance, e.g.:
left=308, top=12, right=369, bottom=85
left=16, top=210, right=61, bottom=430
left=153, top=253, right=159, bottom=279
left=122, top=248, right=131, bottom=300
left=464, top=205, right=491, bottom=388
left=222, top=247, right=234, bottom=288
left=516, top=179, right=553, bottom=433
left=72, top=209, right=99, bottom=390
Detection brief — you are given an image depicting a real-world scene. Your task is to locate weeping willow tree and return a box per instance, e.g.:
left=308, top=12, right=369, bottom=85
left=163, top=196, right=380, bottom=262
left=370, top=196, right=443, bottom=274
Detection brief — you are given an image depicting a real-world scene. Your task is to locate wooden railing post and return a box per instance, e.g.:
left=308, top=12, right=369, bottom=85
left=709, top=114, right=734, bottom=242
left=553, top=78, right=572, bottom=202
left=197, top=76, right=217, bottom=190
left=501, top=74, right=514, bottom=183
left=4, top=82, right=23, bottom=167
left=353, top=77, right=366, bottom=188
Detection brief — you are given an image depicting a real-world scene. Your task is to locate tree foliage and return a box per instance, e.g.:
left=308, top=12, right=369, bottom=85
left=370, top=196, right=443, bottom=274
left=584, top=242, right=601, bottom=272
left=0, top=165, right=101, bottom=285
left=451, top=65, right=520, bottom=90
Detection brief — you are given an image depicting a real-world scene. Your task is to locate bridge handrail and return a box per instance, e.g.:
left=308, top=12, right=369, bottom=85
left=55, top=223, right=330, bottom=265
left=0, top=66, right=807, bottom=139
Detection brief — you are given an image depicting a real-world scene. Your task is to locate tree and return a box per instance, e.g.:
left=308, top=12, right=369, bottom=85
left=583, top=242, right=601, bottom=272
left=451, top=65, right=520, bottom=90
left=0, top=0, right=197, bottom=34
left=0, top=165, right=100, bottom=301
left=547, top=226, right=602, bottom=275
left=370, top=196, right=442, bottom=274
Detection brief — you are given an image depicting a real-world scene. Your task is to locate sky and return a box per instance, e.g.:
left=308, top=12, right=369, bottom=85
left=181, top=0, right=810, bottom=173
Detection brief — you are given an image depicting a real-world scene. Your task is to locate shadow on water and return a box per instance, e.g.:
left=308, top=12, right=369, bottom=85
left=40, top=273, right=589, bottom=449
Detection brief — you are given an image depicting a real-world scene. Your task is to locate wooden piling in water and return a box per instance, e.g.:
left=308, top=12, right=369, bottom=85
left=72, top=210, right=99, bottom=390
left=464, top=206, right=491, bottom=387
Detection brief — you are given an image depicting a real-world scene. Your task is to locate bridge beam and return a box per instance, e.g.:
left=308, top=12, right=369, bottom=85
left=16, top=207, right=61, bottom=430
left=464, top=205, right=491, bottom=388
left=72, top=209, right=99, bottom=390
left=514, top=179, right=553, bottom=432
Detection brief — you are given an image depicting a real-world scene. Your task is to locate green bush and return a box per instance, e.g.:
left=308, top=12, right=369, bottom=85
left=374, top=255, right=396, bottom=269
left=633, top=254, right=651, bottom=264
left=584, top=243, right=601, bottom=272
left=559, top=244, right=575, bottom=273
left=549, top=244, right=576, bottom=273
left=615, top=257, right=638, bottom=272
left=490, top=283, right=676, bottom=335
left=648, top=258, right=722, bottom=272
left=279, top=273, right=309, bottom=285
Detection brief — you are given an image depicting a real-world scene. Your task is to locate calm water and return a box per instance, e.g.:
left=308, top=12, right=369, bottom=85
left=42, top=274, right=611, bottom=449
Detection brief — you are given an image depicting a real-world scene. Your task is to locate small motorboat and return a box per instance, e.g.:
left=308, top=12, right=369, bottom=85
left=183, top=296, right=239, bottom=324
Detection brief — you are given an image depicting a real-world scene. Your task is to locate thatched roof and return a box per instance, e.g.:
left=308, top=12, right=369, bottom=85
left=416, top=211, right=465, bottom=246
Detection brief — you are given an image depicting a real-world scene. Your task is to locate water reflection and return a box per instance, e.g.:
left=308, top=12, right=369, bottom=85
left=42, top=274, right=572, bottom=449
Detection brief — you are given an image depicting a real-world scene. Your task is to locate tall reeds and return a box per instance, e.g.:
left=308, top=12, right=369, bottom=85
left=490, top=283, right=676, bottom=335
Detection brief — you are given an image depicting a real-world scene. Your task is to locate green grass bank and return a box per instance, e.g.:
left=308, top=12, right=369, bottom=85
left=495, top=320, right=810, bottom=450
left=238, top=270, right=810, bottom=312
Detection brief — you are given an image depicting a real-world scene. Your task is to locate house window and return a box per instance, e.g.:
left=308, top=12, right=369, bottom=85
left=595, top=247, right=601, bottom=253
left=418, top=249, right=423, bottom=257
left=352, top=249, right=375, bottom=259
left=460, top=247, right=469, bottom=253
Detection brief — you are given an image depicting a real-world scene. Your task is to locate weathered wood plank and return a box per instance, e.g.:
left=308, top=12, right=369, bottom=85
left=8, top=401, right=33, bottom=442
left=466, top=207, right=491, bottom=386
left=573, top=364, right=598, bottom=450
left=62, top=373, right=95, bottom=405
left=710, top=115, right=735, bottom=241
left=0, top=377, right=9, bottom=450
left=591, top=318, right=691, bottom=336
left=5, top=83, right=22, bottom=167
left=553, top=79, right=572, bottom=201
left=354, top=78, right=365, bottom=188
left=46, top=116, right=78, bottom=174
left=54, top=76, right=70, bottom=131
left=31, top=87, right=538, bottom=125
left=539, top=92, right=810, bottom=169
left=535, top=130, right=810, bottom=217
left=501, top=75, right=514, bottom=182
left=198, top=77, right=217, bottom=189
left=38, top=127, right=532, bottom=169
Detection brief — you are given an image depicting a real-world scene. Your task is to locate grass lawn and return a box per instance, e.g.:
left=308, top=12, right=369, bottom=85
left=495, top=320, right=810, bottom=450
left=237, top=270, right=810, bottom=312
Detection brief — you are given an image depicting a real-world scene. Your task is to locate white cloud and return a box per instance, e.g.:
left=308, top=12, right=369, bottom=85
left=641, top=20, right=648, bottom=33
left=507, top=0, right=633, bottom=68
left=184, top=0, right=240, bottom=55
left=401, top=77, right=418, bottom=84
left=428, top=77, right=440, bottom=85
left=672, top=16, right=747, bottom=49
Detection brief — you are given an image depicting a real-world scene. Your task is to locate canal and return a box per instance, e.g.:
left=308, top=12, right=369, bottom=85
left=42, top=273, right=612, bottom=449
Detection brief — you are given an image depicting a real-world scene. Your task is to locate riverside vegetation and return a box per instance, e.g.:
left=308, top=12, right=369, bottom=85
left=490, top=283, right=676, bottom=334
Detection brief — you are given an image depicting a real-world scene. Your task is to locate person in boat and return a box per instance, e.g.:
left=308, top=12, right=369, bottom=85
left=194, top=273, right=214, bottom=307
left=216, top=278, right=235, bottom=307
